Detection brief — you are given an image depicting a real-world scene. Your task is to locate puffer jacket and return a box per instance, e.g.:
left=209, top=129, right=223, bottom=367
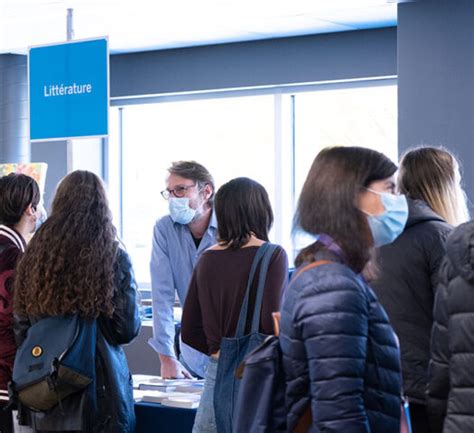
left=14, top=248, right=141, bottom=433
left=372, top=199, right=452, bottom=404
left=280, top=250, right=402, bottom=433
left=428, top=221, right=474, bottom=433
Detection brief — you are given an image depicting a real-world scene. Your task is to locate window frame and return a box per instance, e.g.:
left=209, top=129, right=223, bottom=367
left=107, top=76, right=397, bottom=288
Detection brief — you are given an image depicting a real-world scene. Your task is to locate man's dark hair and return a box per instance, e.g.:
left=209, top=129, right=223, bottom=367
left=295, top=146, right=397, bottom=272
left=215, top=177, right=273, bottom=250
left=0, top=173, right=40, bottom=226
left=168, top=161, right=215, bottom=205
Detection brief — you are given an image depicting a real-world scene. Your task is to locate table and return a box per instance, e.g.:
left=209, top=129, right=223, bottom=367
left=135, top=401, right=196, bottom=433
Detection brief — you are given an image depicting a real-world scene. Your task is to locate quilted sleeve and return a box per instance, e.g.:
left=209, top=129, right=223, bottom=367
left=427, top=258, right=451, bottom=431
left=294, top=273, right=371, bottom=432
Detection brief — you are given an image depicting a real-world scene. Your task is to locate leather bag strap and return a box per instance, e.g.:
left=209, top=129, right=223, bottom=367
left=273, top=259, right=333, bottom=433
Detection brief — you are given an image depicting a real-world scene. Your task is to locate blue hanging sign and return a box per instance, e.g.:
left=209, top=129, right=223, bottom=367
left=29, top=37, right=109, bottom=141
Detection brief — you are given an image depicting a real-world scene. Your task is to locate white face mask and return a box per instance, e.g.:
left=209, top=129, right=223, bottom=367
left=168, top=197, right=196, bottom=225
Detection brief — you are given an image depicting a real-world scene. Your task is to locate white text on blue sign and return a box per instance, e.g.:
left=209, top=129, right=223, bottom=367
left=43, top=83, right=93, bottom=97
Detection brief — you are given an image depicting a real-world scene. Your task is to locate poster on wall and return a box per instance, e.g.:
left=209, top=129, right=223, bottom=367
left=0, top=163, right=48, bottom=196
left=28, top=37, right=109, bottom=141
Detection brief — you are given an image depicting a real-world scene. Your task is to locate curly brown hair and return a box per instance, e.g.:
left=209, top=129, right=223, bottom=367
left=14, top=170, right=118, bottom=318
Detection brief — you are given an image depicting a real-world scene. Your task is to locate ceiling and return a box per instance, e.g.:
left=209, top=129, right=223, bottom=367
left=0, top=0, right=399, bottom=55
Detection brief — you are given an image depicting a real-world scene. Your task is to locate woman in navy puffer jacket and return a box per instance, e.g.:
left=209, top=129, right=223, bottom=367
left=280, top=147, right=405, bottom=433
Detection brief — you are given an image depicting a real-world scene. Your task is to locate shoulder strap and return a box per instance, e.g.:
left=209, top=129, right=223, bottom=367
left=249, top=244, right=278, bottom=333
left=272, top=259, right=333, bottom=337
left=291, top=259, right=333, bottom=433
left=235, top=243, right=270, bottom=338
left=291, top=259, right=333, bottom=285
left=293, top=408, right=312, bottom=433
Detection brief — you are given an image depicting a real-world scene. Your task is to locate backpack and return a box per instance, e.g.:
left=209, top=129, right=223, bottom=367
left=233, top=260, right=331, bottom=433
left=11, top=315, right=96, bottom=412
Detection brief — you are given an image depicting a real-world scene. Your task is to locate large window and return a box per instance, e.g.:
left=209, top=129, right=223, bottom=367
left=113, top=96, right=275, bottom=286
left=292, top=83, right=398, bottom=252
left=109, top=81, right=397, bottom=288
left=294, top=84, right=398, bottom=194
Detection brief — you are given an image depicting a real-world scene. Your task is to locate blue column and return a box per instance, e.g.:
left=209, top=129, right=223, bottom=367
left=0, top=54, right=30, bottom=163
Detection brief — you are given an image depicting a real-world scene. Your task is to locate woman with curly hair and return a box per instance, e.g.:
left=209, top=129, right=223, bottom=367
left=13, top=170, right=141, bottom=433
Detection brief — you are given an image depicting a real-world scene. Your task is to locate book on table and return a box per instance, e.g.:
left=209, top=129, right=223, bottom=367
left=134, top=390, right=201, bottom=405
left=133, top=375, right=204, bottom=392
left=161, top=396, right=201, bottom=409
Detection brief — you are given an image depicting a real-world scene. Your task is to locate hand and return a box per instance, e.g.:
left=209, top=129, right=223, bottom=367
left=159, top=354, right=193, bottom=379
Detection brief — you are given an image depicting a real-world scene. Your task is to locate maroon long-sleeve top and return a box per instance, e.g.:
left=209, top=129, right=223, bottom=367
left=181, top=245, right=288, bottom=355
left=0, top=225, right=26, bottom=391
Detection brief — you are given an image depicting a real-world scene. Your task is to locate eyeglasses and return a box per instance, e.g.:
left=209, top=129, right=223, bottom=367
left=161, top=184, right=197, bottom=200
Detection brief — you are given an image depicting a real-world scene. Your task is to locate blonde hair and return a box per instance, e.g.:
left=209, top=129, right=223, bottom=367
left=398, top=147, right=470, bottom=226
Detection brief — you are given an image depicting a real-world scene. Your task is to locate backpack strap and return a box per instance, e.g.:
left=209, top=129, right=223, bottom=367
left=273, top=259, right=333, bottom=337
left=276, top=259, right=333, bottom=433
left=293, top=408, right=313, bottom=433
left=291, top=259, right=333, bottom=284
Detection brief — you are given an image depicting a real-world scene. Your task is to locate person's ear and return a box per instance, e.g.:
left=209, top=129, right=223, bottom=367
left=203, top=184, right=213, bottom=201
left=24, top=203, right=36, bottom=217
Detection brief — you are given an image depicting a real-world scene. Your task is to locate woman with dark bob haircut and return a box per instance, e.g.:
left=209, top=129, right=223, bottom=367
left=280, top=147, right=406, bottom=432
left=14, top=170, right=141, bottom=433
left=0, top=173, right=41, bottom=433
left=182, top=177, right=288, bottom=433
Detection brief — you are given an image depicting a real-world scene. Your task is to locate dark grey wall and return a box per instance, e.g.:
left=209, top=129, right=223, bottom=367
left=111, top=27, right=397, bottom=98
left=398, top=0, right=474, bottom=203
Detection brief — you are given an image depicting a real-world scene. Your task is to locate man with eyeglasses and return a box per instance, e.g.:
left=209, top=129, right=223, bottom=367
left=149, top=161, right=217, bottom=379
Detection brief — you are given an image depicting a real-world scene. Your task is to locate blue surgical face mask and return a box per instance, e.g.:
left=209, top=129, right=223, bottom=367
left=364, top=189, right=409, bottom=247
left=169, top=197, right=196, bottom=225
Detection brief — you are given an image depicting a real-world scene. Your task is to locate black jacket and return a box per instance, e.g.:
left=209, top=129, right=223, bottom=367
left=14, top=248, right=141, bottom=433
left=427, top=221, right=474, bottom=433
left=372, top=199, right=452, bottom=404
left=280, top=250, right=402, bottom=433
